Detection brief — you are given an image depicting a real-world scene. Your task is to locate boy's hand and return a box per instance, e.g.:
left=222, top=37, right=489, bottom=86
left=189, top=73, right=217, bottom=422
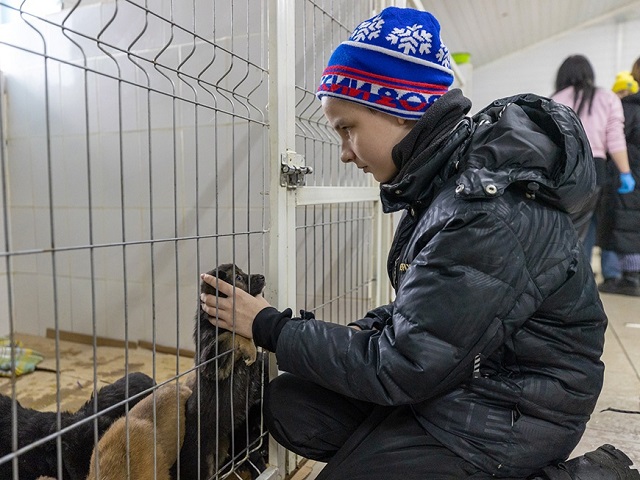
left=200, top=273, right=271, bottom=339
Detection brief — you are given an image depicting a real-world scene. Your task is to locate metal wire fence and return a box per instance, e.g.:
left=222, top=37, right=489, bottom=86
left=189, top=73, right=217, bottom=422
left=294, top=0, right=381, bottom=325
left=0, top=0, right=387, bottom=478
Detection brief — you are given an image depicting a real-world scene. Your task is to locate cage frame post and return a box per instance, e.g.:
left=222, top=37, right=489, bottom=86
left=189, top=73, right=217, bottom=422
left=266, top=0, right=298, bottom=478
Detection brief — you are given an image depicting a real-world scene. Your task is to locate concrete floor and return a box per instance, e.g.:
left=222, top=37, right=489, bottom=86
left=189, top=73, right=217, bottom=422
left=291, top=283, right=640, bottom=479
left=572, top=290, right=640, bottom=459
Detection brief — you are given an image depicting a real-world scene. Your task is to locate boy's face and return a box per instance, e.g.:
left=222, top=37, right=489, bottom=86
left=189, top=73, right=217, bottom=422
left=322, top=97, right=414, bottom=183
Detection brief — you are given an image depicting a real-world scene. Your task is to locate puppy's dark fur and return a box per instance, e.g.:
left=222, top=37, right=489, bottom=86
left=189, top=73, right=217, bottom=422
left=171, top=264, right=268, bottom=480
left=0, top=372, right=154, bottom=480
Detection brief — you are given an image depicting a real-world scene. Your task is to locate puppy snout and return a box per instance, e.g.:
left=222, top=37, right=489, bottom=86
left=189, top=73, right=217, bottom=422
left=249, top=274, right=266, bottom=296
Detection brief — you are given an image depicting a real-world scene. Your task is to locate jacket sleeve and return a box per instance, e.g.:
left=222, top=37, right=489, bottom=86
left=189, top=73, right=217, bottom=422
left=274, top=210, right=534, bottom=405
left=605, top=92, right=627, bottom=154
left=623, top=101, right=640, bottom=147
left=348, top=303, right=393, bottom=331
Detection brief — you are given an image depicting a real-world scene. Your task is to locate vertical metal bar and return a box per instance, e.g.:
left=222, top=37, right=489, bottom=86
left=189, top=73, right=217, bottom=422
left=228, top=0, right=239, bottom=471
left=372, top=205, right=394, bottom=307
left=0, top=66, right=19, bottom=480
left=268, top=0, right=297, bottom=476
left=121, top=14, right=159, bottom=462
left=96, top=2, right=131, bottom=476
left=60, top=2, right=100, bottom=473
left=167, top=0, right=182, bottom=474
left=145, top=0, right=177, bottom=470
left=17, top=4, right=63, bottom=477
left=211, top=1, right=219, bottom=475
left=372, top=204, right=385, bottom=307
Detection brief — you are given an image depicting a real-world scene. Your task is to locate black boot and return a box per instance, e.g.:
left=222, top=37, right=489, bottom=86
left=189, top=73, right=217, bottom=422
left=598, top=273, right=640, bottom=297
left=598, top=278, right=621, bottom=294
left=531, top=444, right=640, bottom=479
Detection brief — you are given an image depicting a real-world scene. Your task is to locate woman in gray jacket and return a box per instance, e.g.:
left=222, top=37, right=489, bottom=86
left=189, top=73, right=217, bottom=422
left=200, top=7, right=639, bottom=480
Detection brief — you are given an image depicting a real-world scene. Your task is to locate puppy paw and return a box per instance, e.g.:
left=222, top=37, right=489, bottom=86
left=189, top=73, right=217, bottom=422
left=235, top=336, right=257, bottom=366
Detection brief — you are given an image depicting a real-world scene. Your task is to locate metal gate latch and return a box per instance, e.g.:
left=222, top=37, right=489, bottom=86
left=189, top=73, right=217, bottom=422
left=280, top=150, right=313, bottom=189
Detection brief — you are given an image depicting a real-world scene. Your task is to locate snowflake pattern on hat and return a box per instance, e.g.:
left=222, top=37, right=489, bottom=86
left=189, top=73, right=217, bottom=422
left=348, top=9, right=451, bottom=70
left=351, top=14, right=384, bottom=41
left=436, top=44, right=451, bottom=69
left=386, top=24, right=433, bottom=55
left=317, top=7, right=454, bottom=120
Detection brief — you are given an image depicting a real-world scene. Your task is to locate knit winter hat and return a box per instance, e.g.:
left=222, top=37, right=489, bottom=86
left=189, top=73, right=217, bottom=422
left=612, top=71, right=639, bottom=94
left=316, top=7, right=454, bottom=120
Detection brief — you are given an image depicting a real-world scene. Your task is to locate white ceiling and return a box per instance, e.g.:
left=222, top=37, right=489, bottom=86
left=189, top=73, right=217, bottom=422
left=412, top=0, right=640, bottom=68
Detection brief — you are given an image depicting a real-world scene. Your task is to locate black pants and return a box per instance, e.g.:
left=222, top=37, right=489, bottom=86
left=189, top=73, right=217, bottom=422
left=263, top=373, right=492, bottom=479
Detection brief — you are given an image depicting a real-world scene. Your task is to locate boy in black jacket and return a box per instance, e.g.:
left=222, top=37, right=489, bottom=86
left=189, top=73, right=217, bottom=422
left=200, top=7, right=639, bottom=480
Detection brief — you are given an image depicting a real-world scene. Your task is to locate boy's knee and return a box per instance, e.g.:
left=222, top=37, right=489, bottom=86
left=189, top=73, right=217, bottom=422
left=264, top=372, right=295, bottom=421
left=264, top=373, right=369, bottom=462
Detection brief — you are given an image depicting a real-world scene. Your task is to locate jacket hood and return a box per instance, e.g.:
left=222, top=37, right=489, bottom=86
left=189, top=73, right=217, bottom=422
left=456, top=94, right=596, bottom=215
left=381, top=93, right=596, bottom=216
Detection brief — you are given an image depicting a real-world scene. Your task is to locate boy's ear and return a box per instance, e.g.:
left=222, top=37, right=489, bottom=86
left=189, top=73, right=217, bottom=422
left=396, top=117, right=417, bottom=128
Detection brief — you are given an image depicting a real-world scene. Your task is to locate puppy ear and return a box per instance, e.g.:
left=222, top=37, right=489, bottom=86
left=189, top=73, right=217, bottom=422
left=217, top=270, right=229, bottom=282
left=201, top=269, right=227, bottom=297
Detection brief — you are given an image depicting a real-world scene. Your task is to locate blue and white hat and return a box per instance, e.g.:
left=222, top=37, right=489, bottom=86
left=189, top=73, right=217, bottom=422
left=316, top=7, right=454, bottom=120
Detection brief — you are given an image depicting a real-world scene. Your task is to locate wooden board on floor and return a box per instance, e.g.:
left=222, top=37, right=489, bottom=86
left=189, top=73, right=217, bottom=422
left=0, top=333, right=194, bottom=413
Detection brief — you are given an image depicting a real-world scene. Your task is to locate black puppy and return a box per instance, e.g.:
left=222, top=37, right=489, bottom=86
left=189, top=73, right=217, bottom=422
left=172, top=264, right=268, bottom=480
left=0, top=371, right=154, bottom=480
left=197, top=263, right=264, bottom=380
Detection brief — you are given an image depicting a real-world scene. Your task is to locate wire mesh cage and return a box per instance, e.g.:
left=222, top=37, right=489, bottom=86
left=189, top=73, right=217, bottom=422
left=293, top=0, right=380, bottom=325
left=0, top=0, right=387, bottom=478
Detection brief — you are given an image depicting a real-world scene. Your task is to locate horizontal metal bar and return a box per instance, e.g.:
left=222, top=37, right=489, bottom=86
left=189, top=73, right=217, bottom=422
left=295, top=186, right=379, bottom=206
left=255, top=465, right=279, bottom=479
left=0, top=40, right=266, bottom=123
left=0, top=229, right=269, bottom=258
left=295, top=214, right=374, bottom=230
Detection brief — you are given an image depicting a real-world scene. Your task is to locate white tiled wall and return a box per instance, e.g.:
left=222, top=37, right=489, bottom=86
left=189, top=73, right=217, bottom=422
left=471, top=18, right=640, bottom=114
left=0, top=1, right=269, bottom=349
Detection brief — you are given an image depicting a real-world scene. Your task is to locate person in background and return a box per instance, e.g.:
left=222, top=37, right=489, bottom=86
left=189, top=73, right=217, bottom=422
left=612, top=70, right=639, bottom=98
left=598, top=66, right=640, bottom=296
left=551, top=55, right=635, bottom=265
left=201, top=8, right=639, bottom=479
left=596, top=71, right=639, bottom=285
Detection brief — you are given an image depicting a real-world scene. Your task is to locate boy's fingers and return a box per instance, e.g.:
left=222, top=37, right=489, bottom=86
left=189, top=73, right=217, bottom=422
left=200, top=293, right=230, bottom=309
left=200, top=273, right=234, bottom=296
left=200, top=297, right=231, bottom=321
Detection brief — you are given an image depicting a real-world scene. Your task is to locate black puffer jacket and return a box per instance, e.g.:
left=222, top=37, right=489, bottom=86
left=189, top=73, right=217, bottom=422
left=598, top=91, right=640, bottom=253
left=274, top=90, right=607, bottom=477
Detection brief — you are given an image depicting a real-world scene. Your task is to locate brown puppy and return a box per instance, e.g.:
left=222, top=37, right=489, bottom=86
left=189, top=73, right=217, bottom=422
left=0, top=372, right=154, bottom=480
left=87, top=379, right=192, bottom=480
